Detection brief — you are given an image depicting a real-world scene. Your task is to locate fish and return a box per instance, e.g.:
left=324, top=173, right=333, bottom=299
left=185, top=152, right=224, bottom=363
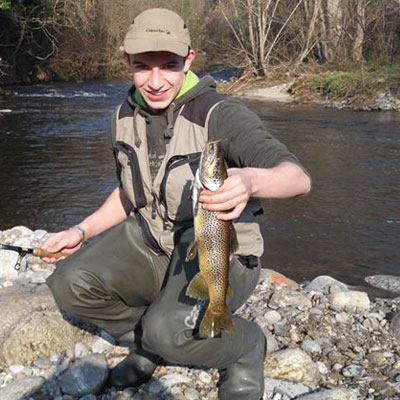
left=185, top=140, right=237, bottom=338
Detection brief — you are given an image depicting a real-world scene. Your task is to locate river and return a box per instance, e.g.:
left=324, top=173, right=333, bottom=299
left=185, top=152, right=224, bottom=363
left=0, top=79, right=399, bottom=287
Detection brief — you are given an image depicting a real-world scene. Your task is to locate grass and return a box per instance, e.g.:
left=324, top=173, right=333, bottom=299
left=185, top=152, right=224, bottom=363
left=295, top=60, right=400, bottom=103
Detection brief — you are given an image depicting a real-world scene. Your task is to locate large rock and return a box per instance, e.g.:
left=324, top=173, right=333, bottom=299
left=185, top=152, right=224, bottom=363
left=365, top=274, right=400, bottom=294
left=0, top=283, right=94, bottom=367
left=304, top=276, right=348, bottom=294
left=329, top=290, right=370, bottom=310
left=0, top=376, right=44, bottom=400
left=264, top=349, right=320, bottom=387
left=57, top=353, right=109, bottom=396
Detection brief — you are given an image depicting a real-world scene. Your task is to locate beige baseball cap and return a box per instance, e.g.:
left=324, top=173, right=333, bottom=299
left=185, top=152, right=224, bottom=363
left=122, top=8, right=191, bottom=57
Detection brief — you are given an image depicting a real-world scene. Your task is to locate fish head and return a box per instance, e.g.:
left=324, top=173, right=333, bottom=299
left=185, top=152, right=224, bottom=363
left=199, top=140, right=228, bottom=192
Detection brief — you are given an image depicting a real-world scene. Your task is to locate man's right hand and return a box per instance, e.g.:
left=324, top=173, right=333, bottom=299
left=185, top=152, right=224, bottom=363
left=41, top=228, right=83, bottom=264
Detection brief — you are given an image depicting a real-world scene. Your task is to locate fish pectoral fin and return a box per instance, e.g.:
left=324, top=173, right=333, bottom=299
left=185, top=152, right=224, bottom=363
left=227, top=283, right=233, bottom=299
left=185, top=240, right=198, bottom=262
left=186, top=272, right=209, bottom=300
left=229, top=223, right=239, bottom=258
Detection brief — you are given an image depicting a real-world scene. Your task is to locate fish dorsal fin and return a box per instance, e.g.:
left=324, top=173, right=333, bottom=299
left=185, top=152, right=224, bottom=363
left=186, top=272, right=209, bottom=300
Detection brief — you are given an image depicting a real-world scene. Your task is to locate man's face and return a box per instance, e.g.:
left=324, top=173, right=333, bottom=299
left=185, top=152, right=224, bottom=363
left=126, top=51, right=195, bottom=110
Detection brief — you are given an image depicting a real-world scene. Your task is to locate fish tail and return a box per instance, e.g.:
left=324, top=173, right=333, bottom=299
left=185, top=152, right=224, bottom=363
left=199, top=304, right=235, bottom=338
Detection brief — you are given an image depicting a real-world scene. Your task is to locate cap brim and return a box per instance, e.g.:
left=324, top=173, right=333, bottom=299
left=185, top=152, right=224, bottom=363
left=123, top=38, right=189, bottom=57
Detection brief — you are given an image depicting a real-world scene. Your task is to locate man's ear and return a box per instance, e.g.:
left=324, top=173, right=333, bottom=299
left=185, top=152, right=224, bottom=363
left=122, top=52, right=131, bottom=66
left=184, top=49, right=196, bottom=72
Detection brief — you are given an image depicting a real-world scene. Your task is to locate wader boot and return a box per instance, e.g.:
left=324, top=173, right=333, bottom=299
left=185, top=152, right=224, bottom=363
left=109, top=347, right=160, bottom=388
left=217, top=326, right=266, bottom=400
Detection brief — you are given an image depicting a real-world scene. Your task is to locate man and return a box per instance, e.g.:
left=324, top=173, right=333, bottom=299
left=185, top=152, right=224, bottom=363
left=43, top=8, right=311, bottom=399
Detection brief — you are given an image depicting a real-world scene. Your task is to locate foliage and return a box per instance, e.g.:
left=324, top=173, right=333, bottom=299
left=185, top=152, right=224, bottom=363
left=294, top=61, right=400, bottom=101
left=0, top=0, right=10, bottom=10
left=0, top=0, right=399, bottom=82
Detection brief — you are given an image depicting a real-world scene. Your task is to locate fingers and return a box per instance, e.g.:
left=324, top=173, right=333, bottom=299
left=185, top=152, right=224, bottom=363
left=41, top=229, right=82, bottom=263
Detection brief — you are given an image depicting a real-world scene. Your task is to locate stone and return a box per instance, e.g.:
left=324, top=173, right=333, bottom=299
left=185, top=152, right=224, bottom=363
left=264, top=310, right=282, bottom=326
left=329, top=290, right=370, bottom=310
left=264, top=349, right=320, bottom=387
left=259, top=269, right=299, bottom=288
left=365, top=275, right=400, bottom=294
left=301, top=340, right=322, bottom=355
left=0, top=284, right=93, bottom=367
left=295, top=388, right=357, bottom=399
left=264, top=377, right=312, bottom=398
left=184, top=387, right=200, bottom=400
left=342, top=364, right=365, bottom=378
left=304, top=276, right=348, bottom=294
left=9, top=364, right=24, bottom=374
left=389, top=313, right=400, bottom=340
left=270, top=289, right=311, bottom=309
left=265, top=331, right=280, bottom=354
left=159, top=373, right=192, bottom=388
left=57, top=353, right=108, bottom=396
left=75, top=342, right=90, bottom=358
left=0, top=250, right=19, bottom=281
left=91, top=336, right=115, bottom=354
left=0, top=376, right=45, bottom=399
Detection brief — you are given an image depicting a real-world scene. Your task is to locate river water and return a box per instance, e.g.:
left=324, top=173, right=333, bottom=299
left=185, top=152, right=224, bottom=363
left=0, top=79, right=399, bottom=286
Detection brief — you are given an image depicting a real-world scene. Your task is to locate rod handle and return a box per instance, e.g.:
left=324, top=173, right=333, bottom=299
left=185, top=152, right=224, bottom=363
left=33, top=248, right=68, bottom=259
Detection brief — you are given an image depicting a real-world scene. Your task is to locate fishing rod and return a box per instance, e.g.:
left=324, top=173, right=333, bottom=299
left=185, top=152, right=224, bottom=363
left=0, top=243, right=67, bottom=271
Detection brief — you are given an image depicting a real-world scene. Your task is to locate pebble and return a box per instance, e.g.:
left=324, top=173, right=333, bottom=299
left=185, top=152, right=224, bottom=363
left=301, top=340, right=322, bottom=355
left=184, top=387, right=200, bottom=400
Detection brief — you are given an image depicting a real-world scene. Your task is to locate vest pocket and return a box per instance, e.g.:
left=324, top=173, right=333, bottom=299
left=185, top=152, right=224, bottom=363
left=159, top=153, right=201, bottom=224
left=113, top=141, right=147, bottom=209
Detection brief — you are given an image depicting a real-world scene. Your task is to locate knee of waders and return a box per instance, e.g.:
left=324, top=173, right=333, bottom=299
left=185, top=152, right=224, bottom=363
left=141, top=308, right=191, bottom=364
left=46, top=260, right=90, bottom=313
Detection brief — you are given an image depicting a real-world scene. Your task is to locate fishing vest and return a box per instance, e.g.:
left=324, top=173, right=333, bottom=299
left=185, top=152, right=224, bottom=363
left=110, top=91, right=264, bottom=258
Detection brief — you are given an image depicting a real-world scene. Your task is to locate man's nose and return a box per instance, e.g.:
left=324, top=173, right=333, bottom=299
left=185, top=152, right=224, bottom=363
left=149, top=68, right=163, bottom=90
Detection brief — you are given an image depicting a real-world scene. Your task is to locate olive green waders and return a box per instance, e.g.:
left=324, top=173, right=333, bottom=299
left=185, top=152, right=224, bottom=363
left=47, top=216, right=266, bottom=400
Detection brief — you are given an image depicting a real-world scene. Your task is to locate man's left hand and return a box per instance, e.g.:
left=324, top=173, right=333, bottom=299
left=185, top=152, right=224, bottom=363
left=199, top=168, right=253, bottom=221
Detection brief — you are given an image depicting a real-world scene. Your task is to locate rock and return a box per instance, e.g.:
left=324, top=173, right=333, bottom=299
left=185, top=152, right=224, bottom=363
left=264, top=310, right=282, bottom=326
left=295, top=388, right=357, bottom=399
left=301, top=340, right=321, bottom=355
left=57, top=353, right=108, bottom=396
left=304, top=276, right=348, bottom=294
left=365, top=274, right=400, bottom=294
left=260, top=269, right=299, bottom=288
left=342, top=364, right=365, bottom=378
left=263, top=377, right=312, bottom=398
left=269, top=289, right=311, bottom=309
left=159, top=373, right=192, bottom=388
left=0, top=376, right=45, bottom=399
left=0, top=251, right=19, bottom=281
left=389, top=313, right=400, bottom=340
left=329, top=290, right=370, bottom=310
left=242, top=84, right=294, bottom=103
left=0, top=284, right=93, bottom=367
left=91, top=336, right=115, bottom=354
left=264, top=349, right=320, bottom=387
left=265, top=331, right=280, bottom=354
left=184, top=387, right=200, bottom=400
left=75, top=342, right=90, bottom=358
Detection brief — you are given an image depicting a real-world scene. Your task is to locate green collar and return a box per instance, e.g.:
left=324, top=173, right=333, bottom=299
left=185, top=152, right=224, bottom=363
left=133, top=71, right=199, bottom=109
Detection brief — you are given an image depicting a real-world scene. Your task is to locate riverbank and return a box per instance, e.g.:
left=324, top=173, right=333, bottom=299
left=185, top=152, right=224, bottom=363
left=1, top=226, right=399, bottom=399
left=219, top=62, right=400, bottom=112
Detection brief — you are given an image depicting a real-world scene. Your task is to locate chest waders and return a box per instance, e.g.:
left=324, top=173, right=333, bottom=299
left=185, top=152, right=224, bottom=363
left=47, top=86, right=266, bottom=399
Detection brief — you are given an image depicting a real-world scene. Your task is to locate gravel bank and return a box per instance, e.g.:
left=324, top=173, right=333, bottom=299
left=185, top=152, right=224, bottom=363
left=0, top=226, right=399, bottom=400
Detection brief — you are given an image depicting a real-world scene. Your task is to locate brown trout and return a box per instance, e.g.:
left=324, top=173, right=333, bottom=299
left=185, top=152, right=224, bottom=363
left=185, top=140, right=237, bottom=338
